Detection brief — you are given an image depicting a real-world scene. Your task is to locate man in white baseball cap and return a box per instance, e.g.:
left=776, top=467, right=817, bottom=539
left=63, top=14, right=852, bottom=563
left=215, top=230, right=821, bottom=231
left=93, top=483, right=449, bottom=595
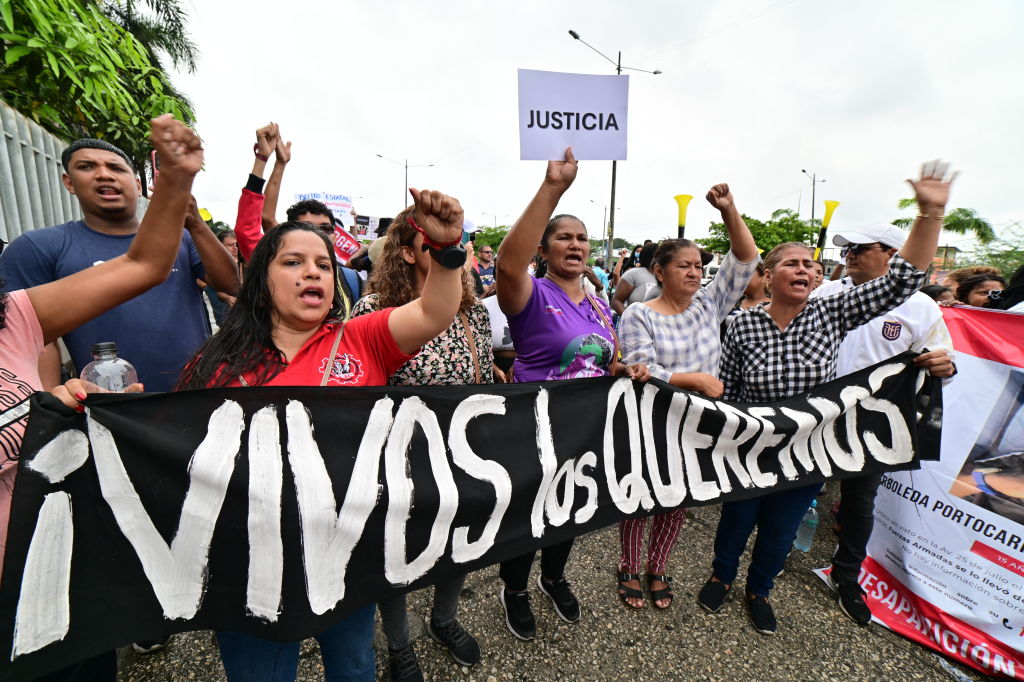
left=811, top=223, right=955, bottom=625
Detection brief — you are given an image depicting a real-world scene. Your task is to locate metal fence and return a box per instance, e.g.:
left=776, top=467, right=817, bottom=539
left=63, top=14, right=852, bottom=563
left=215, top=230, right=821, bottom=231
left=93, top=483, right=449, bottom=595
left=0, top=100, right=82, bottom=243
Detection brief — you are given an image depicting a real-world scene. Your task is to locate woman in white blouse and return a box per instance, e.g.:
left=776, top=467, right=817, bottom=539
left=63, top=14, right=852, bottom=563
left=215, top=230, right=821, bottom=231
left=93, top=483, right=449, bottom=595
left=615, top=184, right=759, bottom=609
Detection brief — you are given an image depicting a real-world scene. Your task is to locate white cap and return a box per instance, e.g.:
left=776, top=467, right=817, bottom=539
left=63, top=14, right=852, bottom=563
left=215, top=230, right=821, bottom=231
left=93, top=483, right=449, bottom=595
left=832, top=224, right=907, bottom=249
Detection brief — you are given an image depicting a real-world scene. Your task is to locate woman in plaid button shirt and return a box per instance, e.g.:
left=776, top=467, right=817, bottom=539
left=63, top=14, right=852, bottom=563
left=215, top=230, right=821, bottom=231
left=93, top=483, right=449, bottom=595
left=697, top=161, right=957, bottom=635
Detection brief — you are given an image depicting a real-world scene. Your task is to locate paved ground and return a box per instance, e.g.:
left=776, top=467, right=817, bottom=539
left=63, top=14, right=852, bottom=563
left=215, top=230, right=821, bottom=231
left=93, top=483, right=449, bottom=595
left=119, top=483, right=988, bottom=681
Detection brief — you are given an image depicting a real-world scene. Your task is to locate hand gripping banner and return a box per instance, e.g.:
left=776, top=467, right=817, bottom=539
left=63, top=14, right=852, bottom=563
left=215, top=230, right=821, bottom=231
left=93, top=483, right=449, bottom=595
left=0, top=352, right=939, bottom=679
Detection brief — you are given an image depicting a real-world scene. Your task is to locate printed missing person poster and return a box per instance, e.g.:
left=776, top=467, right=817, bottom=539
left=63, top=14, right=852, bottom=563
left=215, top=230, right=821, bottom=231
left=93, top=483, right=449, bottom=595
left=855, top=308, right=1024, bottom=679
left=517, top=69, right=629, bottom=161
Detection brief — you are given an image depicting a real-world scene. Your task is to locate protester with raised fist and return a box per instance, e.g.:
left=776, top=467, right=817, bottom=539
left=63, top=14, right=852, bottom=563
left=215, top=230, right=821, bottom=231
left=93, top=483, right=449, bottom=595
left=616, top=183, right=759, bottom=610
left=177, top=188, right=466, bottom=682
left=352, top=206, right=492, bottom=682
left=5, top=114, right=203, bottom=680
left=700, top=160, right=956, bottom=636
left=494, top=147, right=648, bottom=641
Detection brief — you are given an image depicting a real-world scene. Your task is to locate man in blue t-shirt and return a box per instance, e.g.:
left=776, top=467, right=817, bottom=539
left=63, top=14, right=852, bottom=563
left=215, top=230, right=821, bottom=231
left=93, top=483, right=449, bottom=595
left=0, top=138, right=239, bottom=392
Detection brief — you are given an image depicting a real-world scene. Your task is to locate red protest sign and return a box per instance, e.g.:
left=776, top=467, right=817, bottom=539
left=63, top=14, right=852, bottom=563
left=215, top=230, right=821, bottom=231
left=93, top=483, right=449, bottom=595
left=332, top=224, right=362, bottom=264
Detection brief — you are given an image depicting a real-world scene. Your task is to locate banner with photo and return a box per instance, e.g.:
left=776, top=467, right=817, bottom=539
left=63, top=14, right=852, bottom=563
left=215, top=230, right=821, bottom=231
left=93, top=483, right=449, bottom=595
left=857, top=308, right=1024, bottom=679
left=0, top=355, right=937, bottom=679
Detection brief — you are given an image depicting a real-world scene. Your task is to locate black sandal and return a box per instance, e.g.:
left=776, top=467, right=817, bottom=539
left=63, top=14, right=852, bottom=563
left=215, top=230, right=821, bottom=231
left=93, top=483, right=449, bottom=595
left=617, top=571, right=645, bottom=609
left=647, top=573, right=674, bottom=609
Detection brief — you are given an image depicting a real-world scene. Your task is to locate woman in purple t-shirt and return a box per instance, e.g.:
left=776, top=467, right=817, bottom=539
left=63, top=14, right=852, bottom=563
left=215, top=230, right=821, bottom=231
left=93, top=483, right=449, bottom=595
left=493, top=147, right=648, bottom=641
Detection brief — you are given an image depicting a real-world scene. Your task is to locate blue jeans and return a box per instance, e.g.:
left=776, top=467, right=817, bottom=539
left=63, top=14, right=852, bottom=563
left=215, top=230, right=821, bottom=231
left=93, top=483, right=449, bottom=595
left=216, top=604, right=376, bottom=682
left=711, top=483, right=822, bottom=596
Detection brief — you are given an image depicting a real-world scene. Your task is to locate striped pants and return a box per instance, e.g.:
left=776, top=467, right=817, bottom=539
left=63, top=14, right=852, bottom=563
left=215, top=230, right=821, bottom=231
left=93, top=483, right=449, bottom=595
left=618, top=508, right=688, bottom=575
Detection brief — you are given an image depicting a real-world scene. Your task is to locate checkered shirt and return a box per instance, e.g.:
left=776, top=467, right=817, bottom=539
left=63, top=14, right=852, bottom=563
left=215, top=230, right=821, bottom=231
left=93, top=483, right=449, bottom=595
left=720, top=254, right=925, bottom=403
left=619, top=251, right=760, bottom=381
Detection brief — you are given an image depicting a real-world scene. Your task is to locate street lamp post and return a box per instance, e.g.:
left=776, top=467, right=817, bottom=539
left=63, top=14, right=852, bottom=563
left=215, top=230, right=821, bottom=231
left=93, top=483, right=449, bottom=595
left=376, top=154, right=435, bottom=209
left=569, top=30, right=661, bottom=263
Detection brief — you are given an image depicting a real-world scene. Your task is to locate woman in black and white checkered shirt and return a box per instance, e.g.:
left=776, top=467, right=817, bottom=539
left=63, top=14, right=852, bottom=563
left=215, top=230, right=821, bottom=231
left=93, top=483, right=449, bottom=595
left=697, top=160, right=958, bottom=635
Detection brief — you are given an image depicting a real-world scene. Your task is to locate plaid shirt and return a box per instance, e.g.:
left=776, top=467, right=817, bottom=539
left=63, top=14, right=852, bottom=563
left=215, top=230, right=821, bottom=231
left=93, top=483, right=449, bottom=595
left=720, top=254, right=925, bottom=403
left=619, top=251, right=759, bottom=381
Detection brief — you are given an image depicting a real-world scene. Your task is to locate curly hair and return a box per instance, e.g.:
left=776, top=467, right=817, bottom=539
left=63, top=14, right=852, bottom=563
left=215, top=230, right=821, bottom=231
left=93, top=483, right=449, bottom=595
left=365, top=205, right=477, bottom=312
left=176, top=222, right=345, bottom=390
left=956, top=273, right=1006, bottom=304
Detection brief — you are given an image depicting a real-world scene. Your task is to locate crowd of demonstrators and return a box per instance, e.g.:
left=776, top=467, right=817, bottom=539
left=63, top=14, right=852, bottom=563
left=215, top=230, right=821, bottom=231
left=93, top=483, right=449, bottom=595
left=494, top=148, right=648, bottom=642
left=175, top=190, right=467, bottom=682
left=352, top=205, right=494, bottom=682
left=616, top=184, right=760, bottom=610
left=3, top=115, right=204, bottom=681
left=3, top=114, right=1019, bottom=682
left=812, top=223, right=956, bottom=626
left=700, top=161, right=954, bottom=635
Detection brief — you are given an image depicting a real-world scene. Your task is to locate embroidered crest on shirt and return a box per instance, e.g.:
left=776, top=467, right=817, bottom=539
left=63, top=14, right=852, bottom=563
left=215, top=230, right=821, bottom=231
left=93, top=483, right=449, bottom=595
left=544, top=304, right=564, bottom=316
left=320, top=353, right=363, bottom=384
left=881, top=320, right=903, bottom=340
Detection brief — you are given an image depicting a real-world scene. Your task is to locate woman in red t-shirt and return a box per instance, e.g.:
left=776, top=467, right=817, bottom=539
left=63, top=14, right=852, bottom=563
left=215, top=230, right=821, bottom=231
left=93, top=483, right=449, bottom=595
left=175, top=189, right=467, bottom=682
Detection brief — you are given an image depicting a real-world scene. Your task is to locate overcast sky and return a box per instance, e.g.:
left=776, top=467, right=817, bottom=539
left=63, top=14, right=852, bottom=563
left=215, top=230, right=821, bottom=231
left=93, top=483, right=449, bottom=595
left=175, top=0, right=1024, bottom=257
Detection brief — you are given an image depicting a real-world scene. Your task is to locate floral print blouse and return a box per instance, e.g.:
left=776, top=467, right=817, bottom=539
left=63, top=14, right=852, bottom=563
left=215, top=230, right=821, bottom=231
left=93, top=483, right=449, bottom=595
left=352, top=293, right=494, bottom=386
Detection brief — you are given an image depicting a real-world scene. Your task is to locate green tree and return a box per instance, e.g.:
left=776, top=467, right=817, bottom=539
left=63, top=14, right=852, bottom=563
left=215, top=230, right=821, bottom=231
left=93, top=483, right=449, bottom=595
left=696, top=208, right=818, bottom=254
left=949, top=222, right=1024, bottom=279
left=102, top=0, right=199, bottom=188
left=892, top=198, right=996, bottom=243
left=471, top=225, right=510, bottom=252
left=0, top=0, right=195, bottom=181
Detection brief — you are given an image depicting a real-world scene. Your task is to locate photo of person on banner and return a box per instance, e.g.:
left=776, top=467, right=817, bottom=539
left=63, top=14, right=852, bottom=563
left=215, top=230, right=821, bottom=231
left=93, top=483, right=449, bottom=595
left=951, top=369, right=1024, bottom=524
left=698, top=160, right=957, bottom=636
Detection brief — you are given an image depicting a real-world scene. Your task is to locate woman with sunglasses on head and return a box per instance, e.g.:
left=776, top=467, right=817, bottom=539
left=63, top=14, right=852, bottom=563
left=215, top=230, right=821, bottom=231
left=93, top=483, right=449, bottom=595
left=494, top=148, right=647, bottom=641
left=176, top=189, right=467, bottom=682
left=616, top=184, right=760, bottom=610
left=351, top=206, right=494, bottom=682
left=699, top=161, right=956, bottom=636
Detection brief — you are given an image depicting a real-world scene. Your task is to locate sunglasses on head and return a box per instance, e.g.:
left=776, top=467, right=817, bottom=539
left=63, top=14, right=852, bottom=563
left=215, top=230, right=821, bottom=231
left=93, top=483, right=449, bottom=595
left=840, top=242, right=884, bottom=258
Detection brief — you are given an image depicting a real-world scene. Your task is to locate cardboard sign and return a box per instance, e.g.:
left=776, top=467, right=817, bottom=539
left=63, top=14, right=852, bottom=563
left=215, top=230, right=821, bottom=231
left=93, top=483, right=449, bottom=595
left=518, top=68, right=629, bottom=161
left=332, top=224, right=361, bottom=264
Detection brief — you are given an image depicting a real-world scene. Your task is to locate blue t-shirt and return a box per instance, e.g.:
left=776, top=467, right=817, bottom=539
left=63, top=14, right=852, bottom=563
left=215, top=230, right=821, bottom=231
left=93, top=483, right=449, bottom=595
left=0, top=220, right=210, bottom=391
left=477, top=264, right=495, bottom=287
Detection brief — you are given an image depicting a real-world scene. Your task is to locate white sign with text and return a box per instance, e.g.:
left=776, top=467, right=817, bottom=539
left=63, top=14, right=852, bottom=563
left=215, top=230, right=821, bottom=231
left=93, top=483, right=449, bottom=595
left=518, top=69, right=629, bottom=161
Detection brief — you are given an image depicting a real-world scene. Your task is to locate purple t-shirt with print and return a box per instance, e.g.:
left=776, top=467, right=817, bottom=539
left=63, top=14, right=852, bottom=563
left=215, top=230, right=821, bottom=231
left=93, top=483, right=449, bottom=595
left=508, top=277, right=615, bottom=382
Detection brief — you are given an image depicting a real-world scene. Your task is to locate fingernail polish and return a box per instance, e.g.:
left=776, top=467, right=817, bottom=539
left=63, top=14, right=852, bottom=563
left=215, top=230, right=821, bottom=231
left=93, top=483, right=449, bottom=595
left=75, top=392, right=87, bottom=400
left=75, top=404, right=85, bottom=413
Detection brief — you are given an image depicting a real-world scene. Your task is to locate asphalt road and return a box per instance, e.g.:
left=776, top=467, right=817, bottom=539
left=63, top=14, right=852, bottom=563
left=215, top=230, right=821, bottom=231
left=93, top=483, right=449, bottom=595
left=119, top=482, right=988, bottom=681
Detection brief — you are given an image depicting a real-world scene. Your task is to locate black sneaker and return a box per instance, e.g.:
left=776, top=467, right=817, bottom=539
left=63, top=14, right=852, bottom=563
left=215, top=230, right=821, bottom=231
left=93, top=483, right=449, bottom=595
left=536, top=575, right=581, bottom=623
left=697, top=579, right=731, bottom=613
left=500, top=590, right=536, bottom=640
left=132, top=635, right=171, bottom=654
left=387, top=643, right=424, bottom=682
left=427, top=619, right=481, bottom=666
left=828, top=572, right=872, bottom=625
left=745, top=592, right=777, bottom=635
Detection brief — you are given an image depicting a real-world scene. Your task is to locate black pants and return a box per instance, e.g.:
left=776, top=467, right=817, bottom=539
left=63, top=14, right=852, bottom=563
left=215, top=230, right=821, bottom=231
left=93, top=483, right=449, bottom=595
left=831, top=472, right=884, bottom=585
left=499, top=539, right=574, bottom=592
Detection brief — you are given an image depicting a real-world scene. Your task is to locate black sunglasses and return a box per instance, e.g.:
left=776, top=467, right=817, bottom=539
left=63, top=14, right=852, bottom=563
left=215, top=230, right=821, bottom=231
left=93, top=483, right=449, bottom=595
left=840, top=242, right=884, bottom=258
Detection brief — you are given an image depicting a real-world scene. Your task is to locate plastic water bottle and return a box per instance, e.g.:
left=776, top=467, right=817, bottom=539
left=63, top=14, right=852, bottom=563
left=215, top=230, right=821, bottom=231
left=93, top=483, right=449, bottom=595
left=793, top=499, right=819, bottom=552
left=80, top=342, right=139, bottom=391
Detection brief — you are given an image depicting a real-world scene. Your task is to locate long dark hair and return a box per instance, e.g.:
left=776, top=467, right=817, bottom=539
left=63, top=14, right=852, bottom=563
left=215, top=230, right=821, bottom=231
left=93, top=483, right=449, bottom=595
left=177, top=222, right=345, bottom=389
left=956, top=273, right=1006, bottom=305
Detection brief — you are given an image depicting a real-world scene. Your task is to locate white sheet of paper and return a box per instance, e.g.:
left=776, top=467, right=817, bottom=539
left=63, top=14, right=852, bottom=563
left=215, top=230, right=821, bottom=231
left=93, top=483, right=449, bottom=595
left=518, top=69, right=629, bottom=161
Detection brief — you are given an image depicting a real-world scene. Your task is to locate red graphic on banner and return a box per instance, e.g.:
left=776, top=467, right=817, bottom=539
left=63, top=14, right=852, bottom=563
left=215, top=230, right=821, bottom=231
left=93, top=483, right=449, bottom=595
left=332, top=225, right=362, bottom=264
left=972, top=541, right=1024, bottom=578
left=858, top=557, right=1023, bottom=679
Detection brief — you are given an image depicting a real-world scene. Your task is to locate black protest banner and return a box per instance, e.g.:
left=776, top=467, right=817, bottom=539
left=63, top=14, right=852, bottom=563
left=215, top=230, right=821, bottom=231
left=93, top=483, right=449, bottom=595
left=0, top=352, right=940, bottom=679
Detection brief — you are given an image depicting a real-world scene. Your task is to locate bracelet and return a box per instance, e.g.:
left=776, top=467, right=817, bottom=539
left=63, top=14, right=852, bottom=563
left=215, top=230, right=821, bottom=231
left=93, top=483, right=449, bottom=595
left=916, top=210, right=944, bottom=220
left=253, top=143, right=269, bottom=162
left=406, top=216, right=462, bottom=249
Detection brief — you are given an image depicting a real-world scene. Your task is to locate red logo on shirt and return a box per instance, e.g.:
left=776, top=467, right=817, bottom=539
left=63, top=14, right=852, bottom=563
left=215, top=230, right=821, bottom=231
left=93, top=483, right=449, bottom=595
left=320, top=353, right=364, bottom=384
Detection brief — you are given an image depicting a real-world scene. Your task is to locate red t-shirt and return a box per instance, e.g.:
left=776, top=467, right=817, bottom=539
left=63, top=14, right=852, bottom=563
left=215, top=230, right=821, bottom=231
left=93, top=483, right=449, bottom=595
left=223, top=308, right=414, bottom=387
